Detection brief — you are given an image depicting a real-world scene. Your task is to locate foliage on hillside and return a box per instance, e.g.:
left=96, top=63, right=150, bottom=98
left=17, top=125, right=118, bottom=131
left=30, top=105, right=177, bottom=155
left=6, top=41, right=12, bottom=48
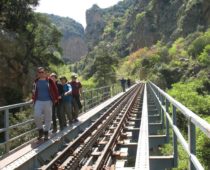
left=75, top=0, right=210, bottom=88
left=75, top=41, right=118, bottom=87
left=118, top=29, right=210, bottom=88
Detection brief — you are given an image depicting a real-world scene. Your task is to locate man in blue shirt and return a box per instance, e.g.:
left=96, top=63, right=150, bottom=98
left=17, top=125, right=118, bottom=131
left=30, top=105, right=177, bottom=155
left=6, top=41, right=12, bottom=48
left=32, top=67, right=59, bottom=140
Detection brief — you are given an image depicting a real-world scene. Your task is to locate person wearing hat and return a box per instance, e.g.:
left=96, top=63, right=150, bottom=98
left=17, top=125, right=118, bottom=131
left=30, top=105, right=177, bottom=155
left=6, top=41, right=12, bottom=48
left=60, top=76, right=73, bottom=125
left=32, top=67, right=59, bottom=140
left=69, top=74, right=82, bottom=122
left=50, top=73, right=66, bottom=132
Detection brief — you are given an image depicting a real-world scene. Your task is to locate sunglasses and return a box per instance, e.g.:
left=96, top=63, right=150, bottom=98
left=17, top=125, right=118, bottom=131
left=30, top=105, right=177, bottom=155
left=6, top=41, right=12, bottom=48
left=38, top=71, right=44, bottom=74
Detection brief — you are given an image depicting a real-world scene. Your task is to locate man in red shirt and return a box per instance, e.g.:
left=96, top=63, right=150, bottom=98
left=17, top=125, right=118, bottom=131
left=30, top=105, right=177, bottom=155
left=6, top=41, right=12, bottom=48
left=69, top=74, right=82, bottom=122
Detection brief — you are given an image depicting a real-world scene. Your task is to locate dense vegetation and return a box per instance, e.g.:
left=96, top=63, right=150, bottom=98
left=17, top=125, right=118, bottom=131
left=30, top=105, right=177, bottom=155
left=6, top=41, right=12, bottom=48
left=75, top=0, right=210, bottom=85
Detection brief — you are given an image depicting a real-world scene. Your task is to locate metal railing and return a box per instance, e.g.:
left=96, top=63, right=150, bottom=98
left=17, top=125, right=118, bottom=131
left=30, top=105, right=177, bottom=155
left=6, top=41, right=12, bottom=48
left=0, top=101, right=35, bottom=157
left=148, top=81, right=210, bottom=170
left=0, top=83, right=123, bottom=157
left=81, top=83, right=122, bottom=113
left=135, top=84, right=149, bottom=170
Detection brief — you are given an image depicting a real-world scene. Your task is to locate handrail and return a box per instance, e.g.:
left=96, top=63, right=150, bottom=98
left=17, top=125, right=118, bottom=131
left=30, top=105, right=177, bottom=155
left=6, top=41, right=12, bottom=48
left=0, top=101, right=32, bottom=111
left=135, top=84, right=149, bottom=170
left=83, top=85, right=110, bottom=93
left=148, top=81, right=210, bottom=170
left=0, top=83, right=123, bottom=157
left=149, top=81, right=210, bottom=138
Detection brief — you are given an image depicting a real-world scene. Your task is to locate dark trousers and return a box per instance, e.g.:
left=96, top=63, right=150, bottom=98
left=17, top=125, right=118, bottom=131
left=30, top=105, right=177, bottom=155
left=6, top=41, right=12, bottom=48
left=73, top=95, right=82, bottom=109
left=72, top=95, right=82, bottom=119
left=121, top=85, right=125, bottom=92
left=52, top=103, right=66, bottom=131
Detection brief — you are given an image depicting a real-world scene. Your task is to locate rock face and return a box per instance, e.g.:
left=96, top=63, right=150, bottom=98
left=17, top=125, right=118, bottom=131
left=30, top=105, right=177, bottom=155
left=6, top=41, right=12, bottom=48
left=85, top=5, right=106, bottom=49
left=61, top=35, right=87, bottom=62
left=46, top=14, right=88, bottom=62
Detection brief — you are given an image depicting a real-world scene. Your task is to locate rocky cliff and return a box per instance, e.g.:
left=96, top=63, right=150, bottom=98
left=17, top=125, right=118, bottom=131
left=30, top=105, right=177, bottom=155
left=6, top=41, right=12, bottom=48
left=85, top=5, right=106, bottom=49
left=46, top=14, right=88, bottom=62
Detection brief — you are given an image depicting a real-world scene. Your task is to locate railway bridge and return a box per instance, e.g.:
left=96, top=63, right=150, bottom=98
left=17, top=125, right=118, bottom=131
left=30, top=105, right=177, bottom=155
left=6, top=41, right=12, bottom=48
left=0, top=82, right=210, bottom=170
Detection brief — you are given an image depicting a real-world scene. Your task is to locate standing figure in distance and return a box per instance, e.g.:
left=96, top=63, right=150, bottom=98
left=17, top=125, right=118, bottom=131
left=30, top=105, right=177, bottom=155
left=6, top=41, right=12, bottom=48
left=32, top=67, right=59, bottom=140
left=120, top=78, right=126, bottom=92
left=69, top=74, right=83, bottom=122
left=127, top=78, right=131, bottom=88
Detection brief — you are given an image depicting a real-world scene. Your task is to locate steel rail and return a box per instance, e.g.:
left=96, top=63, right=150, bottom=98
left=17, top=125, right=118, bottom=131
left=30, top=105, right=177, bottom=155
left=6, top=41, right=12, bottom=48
left=59, top=85, right=140, bottom=170
left=42, top=84, right=140, bottom=170
left=93, top=84, right=144, bottom=170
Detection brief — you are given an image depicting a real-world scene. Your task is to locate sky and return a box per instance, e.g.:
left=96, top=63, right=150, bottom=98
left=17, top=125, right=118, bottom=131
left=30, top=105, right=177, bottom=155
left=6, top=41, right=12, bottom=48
left=35, top=0, right=123, bottom=28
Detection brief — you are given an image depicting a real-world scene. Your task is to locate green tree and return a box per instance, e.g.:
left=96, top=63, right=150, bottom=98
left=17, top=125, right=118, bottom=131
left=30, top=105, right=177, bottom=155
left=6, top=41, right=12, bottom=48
left=27, top=13, right=63, bottom=66
left=93, top=47, right=118, bottom=86
left=198, top=44, right=210, bottom=66
left=0, top=0, right=39, bottom=32
left=188, top=30, right=210, bottom=58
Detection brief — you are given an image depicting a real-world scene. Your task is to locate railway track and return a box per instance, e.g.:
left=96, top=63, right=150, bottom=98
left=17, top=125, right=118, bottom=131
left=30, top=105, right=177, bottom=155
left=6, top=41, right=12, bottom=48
left=42, top=83, right=144, bottom=170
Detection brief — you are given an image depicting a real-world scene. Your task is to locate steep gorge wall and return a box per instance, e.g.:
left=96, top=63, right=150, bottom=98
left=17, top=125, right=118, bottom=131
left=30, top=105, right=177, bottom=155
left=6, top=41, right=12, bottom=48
left=85, top=5, right=106, bottom=50
left=127, top=0, right=210, bottom=50
left=61, top=35, right=88, bottom=62
left=47, top=14, right=88, bottom=62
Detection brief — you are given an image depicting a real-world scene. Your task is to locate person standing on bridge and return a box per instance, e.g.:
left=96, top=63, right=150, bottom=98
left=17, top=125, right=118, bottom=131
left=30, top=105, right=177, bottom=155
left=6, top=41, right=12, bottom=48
left=120, top=78, right=126, bottom=92
left=50, top=73, right=66, bottom=132
left=127, top=78, right=131, bottom=88
left=69, top=74, right=82, bottom=122
left=60, top=76, right=73, bottom=126
left=32, top=67, right=59, bottom=140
